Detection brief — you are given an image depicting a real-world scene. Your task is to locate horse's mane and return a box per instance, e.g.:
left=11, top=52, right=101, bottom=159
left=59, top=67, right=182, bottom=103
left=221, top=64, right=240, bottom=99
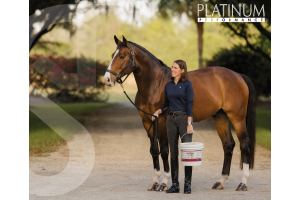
left=128, top=41, right=170, bottom=69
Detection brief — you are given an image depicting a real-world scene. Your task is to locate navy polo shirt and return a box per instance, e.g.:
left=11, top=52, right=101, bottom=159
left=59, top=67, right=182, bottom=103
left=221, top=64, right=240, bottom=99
left=160, top=77, right=194, bottom=117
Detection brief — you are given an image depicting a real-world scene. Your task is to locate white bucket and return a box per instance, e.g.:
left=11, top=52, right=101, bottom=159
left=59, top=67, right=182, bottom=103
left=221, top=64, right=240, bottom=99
left=179, top=132, right=204, bottom=166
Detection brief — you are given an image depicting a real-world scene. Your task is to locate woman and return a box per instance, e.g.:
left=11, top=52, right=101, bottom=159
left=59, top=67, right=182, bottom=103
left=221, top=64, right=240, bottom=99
left=152, top=60, right=194, bottom=194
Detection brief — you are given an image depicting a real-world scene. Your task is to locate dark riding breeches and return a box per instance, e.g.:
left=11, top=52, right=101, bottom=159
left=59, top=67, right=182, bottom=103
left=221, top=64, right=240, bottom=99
left=166, top=114, right=193, bottom=158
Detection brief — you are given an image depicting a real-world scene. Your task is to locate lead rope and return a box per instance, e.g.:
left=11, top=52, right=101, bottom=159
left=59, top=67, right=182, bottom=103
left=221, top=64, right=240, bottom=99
left=119, top=82, right=161, bottom=157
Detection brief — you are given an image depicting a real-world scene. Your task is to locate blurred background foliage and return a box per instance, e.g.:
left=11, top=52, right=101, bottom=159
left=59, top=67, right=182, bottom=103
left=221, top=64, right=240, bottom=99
left=30, top=0, right=271, bottom=101
left=30, top=13, right=249, bottom=70
left=207, top=45, right=271, bottom=97
left=29, top=54, right=108, bottom=102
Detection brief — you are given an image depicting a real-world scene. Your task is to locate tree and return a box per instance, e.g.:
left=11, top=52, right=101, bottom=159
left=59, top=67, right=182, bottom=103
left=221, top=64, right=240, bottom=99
left=29, top=0, right=101, bottom=51
left=157, top=0, right=207, bottom=69
left=208, top=0, right=271, bottom=60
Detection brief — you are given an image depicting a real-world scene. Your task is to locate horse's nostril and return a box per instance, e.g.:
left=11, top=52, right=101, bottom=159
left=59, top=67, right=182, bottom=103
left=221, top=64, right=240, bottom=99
left=107, top=77, right=110, bottom=82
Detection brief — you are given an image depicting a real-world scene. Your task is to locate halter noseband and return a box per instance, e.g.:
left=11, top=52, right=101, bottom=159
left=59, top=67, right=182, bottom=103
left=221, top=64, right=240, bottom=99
left=106, top=42, right=136, bottom=85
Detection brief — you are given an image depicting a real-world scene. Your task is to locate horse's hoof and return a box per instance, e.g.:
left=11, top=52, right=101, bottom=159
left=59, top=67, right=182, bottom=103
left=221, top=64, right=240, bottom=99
left=156, top=183, right=168, bottom=192
left=235, top=183, right=248, bottom=191
left=212, top=182, right=223, bottom=190
left=148, top=182, right=159, bottom=191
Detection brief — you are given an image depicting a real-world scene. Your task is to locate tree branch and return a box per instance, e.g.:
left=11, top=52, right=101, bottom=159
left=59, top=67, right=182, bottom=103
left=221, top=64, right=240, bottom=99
left=225, top=23, right=271, bottom=61
left=30, top=24, right=57, bottom=51
left=251, top=22, right=271, bottom=41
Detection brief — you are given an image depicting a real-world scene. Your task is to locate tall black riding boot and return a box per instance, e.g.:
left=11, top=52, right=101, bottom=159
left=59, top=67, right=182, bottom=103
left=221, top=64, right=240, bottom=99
left=184, top=166, right=192, bottom=194
left=166, top=157, right=180, bottom=193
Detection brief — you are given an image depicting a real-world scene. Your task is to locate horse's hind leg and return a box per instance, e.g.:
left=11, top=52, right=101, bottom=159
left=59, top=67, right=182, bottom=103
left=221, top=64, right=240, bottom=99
left=212, top=109, right=235, bottom=190
left=228, top=117, right=250, bottom=191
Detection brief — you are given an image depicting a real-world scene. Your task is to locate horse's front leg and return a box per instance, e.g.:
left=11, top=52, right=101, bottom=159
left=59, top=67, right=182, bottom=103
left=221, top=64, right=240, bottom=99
left=147, top=138, right=161, bottom=191
left=142, top=120, right=161, bottom=191
left=143, top=118, right=170, bottom=191
left=156, top=132, right=170, bottom=192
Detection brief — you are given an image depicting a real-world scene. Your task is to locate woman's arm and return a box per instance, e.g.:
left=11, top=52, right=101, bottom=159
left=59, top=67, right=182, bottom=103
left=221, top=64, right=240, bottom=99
left=187, top=116, right=192, bottom=124
left=186, top=81, right=194, bottom=117
left=187, top=117, right=193, bottom=134
left=187, top=81, right=194, bottom=134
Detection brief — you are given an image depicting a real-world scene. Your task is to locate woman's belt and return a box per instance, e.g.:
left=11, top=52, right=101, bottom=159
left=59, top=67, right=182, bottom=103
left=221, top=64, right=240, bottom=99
left=168, top=110, right=187, bottom=116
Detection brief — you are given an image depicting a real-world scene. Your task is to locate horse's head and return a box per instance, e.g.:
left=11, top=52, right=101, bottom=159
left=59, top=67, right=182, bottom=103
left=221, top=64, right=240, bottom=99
left=103, top=35, right=136, bottom=87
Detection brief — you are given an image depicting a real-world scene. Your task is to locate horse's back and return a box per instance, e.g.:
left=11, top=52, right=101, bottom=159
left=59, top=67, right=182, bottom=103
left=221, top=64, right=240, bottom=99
left=187, top=67, right=249, bottom=121
left=188, top=66, right=248, bottom=98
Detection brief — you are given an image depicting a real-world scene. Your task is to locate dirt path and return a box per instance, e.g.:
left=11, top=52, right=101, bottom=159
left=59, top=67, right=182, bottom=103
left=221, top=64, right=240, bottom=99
left=30, top=101, right=271, bottom=199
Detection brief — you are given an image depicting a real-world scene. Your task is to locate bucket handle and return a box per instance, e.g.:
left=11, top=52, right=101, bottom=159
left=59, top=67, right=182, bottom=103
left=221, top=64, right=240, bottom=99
left=181, top=131, right=204, bottom=143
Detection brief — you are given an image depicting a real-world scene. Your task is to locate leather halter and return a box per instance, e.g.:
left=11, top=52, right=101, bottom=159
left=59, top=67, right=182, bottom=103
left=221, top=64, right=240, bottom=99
left=105, top=42, right=136, bottom=84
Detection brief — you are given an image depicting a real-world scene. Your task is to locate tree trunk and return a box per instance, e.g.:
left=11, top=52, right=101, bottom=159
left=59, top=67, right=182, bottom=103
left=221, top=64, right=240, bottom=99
left=191, top=0, right=205, bottom=69
left=196, top=22, right=204, bottom=69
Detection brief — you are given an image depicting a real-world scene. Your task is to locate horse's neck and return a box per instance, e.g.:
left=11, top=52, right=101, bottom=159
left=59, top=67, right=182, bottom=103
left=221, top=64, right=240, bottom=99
left=133, top=57, right=170, bottom=97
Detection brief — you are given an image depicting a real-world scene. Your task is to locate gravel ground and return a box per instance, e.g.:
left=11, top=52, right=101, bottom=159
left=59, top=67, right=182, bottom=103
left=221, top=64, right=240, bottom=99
left=30, top=101, right=271, bottom=199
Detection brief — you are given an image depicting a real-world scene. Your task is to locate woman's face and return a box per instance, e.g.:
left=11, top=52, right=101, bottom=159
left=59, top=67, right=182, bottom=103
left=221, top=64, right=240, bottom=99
left=171, top=62, right=184, bottom=78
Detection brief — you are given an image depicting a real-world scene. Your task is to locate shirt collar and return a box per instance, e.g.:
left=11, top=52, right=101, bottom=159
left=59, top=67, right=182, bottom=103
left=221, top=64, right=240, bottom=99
left=171, top=77, right=182, bottom=83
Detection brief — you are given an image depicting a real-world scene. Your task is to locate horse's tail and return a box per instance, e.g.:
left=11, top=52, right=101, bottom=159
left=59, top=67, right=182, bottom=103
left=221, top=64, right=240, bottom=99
left=240, top=74, right=256, bottom=169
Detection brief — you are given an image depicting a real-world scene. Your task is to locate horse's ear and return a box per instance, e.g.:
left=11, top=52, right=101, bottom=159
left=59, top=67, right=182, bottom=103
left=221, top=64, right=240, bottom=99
left=122, top=35, right=128, bottom=47
left=114, top=35, right=121, bottom=45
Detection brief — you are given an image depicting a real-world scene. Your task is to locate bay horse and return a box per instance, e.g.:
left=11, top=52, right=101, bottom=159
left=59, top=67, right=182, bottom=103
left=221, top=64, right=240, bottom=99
left=103, top=35, right=256, bottom=191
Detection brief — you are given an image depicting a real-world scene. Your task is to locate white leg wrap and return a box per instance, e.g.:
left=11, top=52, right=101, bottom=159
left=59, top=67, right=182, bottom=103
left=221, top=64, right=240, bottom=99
left=161, top=171, right=171, bottom=184
left=218, top=175, right=229, bottom=185
left=152, top=169, right=161, bottom=183
left=242, top=163, right=249, bottom=184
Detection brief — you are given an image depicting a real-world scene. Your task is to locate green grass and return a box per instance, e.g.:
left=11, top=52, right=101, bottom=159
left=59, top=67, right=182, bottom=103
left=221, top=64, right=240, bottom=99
left=256, top=107, right=271, bottom=150
left=29, top=102, right=117, bottom=154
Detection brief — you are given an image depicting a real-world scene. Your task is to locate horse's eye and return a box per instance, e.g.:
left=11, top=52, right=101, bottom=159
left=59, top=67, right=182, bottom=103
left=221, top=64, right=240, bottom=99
left=120, top=56, right=125, bottom=59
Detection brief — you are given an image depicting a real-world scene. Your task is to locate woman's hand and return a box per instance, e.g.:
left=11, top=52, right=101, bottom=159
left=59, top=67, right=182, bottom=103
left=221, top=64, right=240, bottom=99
left=187, top=124, right=193, bottom=134
left=152, top=109, right=161, bottom=121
